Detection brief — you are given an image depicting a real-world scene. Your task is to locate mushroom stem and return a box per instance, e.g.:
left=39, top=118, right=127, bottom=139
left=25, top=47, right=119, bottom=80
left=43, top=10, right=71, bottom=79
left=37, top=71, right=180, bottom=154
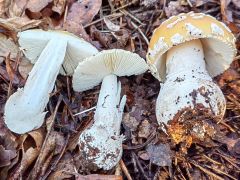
left=94, top=74, right=126, bottom=130
left=79, top=74, right=126, bottom=170
left=4, top=39, right=67, bottom=134
left=156, top=39, right=226, bottom=124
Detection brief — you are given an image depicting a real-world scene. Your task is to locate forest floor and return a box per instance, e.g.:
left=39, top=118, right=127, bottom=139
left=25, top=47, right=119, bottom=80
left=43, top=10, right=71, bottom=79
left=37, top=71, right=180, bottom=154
left=0, top=0, right=239, bottom=179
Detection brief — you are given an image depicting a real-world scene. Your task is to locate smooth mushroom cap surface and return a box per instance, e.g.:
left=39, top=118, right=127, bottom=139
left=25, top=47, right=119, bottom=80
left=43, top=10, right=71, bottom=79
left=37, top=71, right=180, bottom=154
left=72, top=49, right=148, bottom=92
left=147, top=12, right=237, bottom=81
left=18, top=29, right=98, bottom=75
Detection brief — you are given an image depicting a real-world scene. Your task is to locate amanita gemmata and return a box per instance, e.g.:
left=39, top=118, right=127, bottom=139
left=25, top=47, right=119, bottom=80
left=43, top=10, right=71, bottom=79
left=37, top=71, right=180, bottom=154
left=147, top=12, right=237, bottom=139
left=4, top=29, right=98, bottom=134
left=73, top=49, right=148, bottom=170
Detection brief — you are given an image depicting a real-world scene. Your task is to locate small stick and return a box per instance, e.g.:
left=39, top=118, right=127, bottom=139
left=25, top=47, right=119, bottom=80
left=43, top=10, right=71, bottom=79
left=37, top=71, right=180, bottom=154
left=120, top=160, right=133, bottom=180
left=73, top=106, right=96, bottom=116
left=131, top=21, right=149, bottom=45
left=84, top=13, right=123, bottom=28
left=120, top=9, right=145, bottom=26
left=190, top=161, right=224, bottom=180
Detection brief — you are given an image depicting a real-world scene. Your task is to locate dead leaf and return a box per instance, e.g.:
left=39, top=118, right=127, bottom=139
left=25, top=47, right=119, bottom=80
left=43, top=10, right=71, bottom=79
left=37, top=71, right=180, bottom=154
left=90, top=25, right=112, bottom=48
left=18, top=58, right=33, bottom=80
left=29, top=131, right=65, bottom=179
left=138, top=151, right=150, bottom=161
left=63, top=21, right=90, bottom=41
left=104, top=17, right=120, bottom=32
left=0, top=0, right=10, bottom=18
left=0, top=17, right=43, bottom=34
left=52, top=0, right=66, bottom=15
left=8, top=0, right=28, bottom=17
left=232, top=0, right=240, bottom=8
left=10, top=129, right=45, bottom=177
left=26, top=0, right=52, bottom=13
left=0, top=34, right=19, bottom=64
left=66, top=0, right=102, bottom=26
left=146, top=144, right=172, bottom=166
left=138, top=119, right=152, bottom=139
left=48, top=152, right=75, bottom=180
left=5, top=54, right=15, bottom=81
left=165, top=1, right=186, bottom=17
left=0, top=65, right=19, bottom=85
left=0, top=145, right=16, bottom=167
left=122, top=113, right=140, bottom=131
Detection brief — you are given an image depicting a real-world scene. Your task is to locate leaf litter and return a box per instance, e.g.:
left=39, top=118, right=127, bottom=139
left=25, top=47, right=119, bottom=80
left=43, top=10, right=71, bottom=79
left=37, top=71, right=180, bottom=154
left=0, top=0, right=239, bottom=179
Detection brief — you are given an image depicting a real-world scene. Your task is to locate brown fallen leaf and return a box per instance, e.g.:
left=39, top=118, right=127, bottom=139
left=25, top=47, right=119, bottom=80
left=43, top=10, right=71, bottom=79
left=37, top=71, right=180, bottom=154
left=26, top=0, right=52, bottom=13
left=165, top=1, right=186, bottom=17
left=104, top=17, right=120, bottom=32
left=146, top=143, right=172, bottom=167
left=232, top=0, right=240, bottom=8
left=123, top=113, right=140, bottom=132
left=48, top=152, right=75, bottom=180
left=0, top=34, right=19, bottom=64
left=18, top=58, right=33, bottom=80
left=0, top=0, right=10, bottom=18
left=8, top=0, right=28, bottom=17
left=0, top=17, right=43, bottom=35
left=0, top=145, right=16, bottom=168
left=66, top=0, right=102, bottom=26
left=90, top=25, right=112, bottom=48
left=63, top=21, right=90, bottom=41
left=138, top=119, right=152, bottom=139
left=52, top=0, right=66, bottom=15
left=10, top=129, right=45, bottom=178
left=5, top=53, right=15, bottom=82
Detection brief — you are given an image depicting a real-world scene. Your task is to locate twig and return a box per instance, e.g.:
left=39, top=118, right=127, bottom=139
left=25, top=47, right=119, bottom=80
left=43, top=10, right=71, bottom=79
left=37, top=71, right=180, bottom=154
left=28, top=95, right=63, bottom=180
left=190, top=161, right=224, bottom=180
left=120, top=9, right=145, bottom=26
left=84, top=13, right=123, bottom=28
left=131, top=21, right=149, bottom=45
left=204, top=164, right=237, bottom=180
left=132, top=152, right=150, bottom=180
left=73, top=106, right=96, bottom=116
left=41, top=134, right=70, bottom=180
left=120, top=160, right=133, bottom=180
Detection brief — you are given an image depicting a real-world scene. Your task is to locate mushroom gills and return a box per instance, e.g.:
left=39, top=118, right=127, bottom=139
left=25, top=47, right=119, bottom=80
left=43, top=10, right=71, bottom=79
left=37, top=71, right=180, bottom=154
left=156, top=39, right=226, bottom=125
left=79, top=74, right=126, bottom=170
left=4, top=39, right=67, bottom=134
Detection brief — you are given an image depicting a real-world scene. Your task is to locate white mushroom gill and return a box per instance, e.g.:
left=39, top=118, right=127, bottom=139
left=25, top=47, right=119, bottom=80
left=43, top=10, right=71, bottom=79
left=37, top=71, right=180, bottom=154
left=79, top=74, right=126, bottom=170
left=156, top=39, right=226, bottom=125
left=4, top=39, right=67, bottom=134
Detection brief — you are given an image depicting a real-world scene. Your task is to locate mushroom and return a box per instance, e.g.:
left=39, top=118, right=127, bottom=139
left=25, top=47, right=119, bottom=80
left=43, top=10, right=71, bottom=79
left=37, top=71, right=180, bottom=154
left=72, top=49, right=148, bottom=170
left=146, top=12, right=237, bottom=127
left=4, top=29, right=98, bottom=134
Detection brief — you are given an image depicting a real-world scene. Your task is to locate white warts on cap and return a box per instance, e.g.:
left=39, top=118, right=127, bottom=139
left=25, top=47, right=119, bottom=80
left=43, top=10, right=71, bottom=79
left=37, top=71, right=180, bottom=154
left=185, top=23, right=202, bottom=37
left=167, top=16, right=187, bottom=29
left=171, top=33, right=184, bottom=45
left=211, top=23, right=224, bottom=36
left=149, top=37, right=168, bottom=58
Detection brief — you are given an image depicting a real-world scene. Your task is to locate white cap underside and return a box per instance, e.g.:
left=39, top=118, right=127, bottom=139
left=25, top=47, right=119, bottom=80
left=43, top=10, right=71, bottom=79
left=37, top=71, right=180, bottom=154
left=73, top=49, right=148, bottom=92
left=18, top=29, right=98, bottom=75
left=155, top=38, right=235, bottom=81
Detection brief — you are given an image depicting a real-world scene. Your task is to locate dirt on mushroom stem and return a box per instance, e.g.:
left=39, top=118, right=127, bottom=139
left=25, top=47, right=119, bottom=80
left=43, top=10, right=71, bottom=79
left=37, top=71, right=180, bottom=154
left=167, top=104, right=219, bottom=151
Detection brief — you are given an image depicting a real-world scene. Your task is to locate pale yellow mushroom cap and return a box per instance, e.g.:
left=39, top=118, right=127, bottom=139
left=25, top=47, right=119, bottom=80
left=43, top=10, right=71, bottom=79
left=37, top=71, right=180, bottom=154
left=147, top=12, right=237, bottom=81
